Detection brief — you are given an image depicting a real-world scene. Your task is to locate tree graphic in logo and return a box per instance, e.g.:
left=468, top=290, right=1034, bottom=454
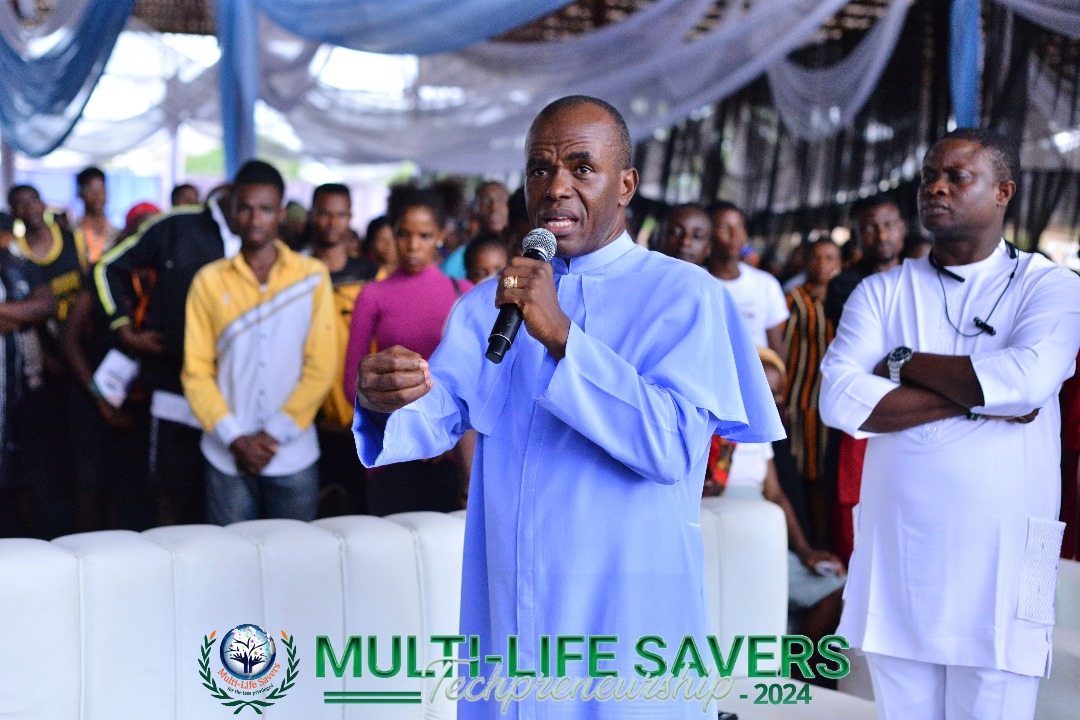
left=223, top=625, right=274, bottom=679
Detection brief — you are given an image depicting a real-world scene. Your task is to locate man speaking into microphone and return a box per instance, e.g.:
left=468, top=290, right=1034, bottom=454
left=352, top=96, right=782, bottom=718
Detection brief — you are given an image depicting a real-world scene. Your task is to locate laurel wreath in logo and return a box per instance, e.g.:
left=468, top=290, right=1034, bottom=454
left=199, top=630, right=299, bottom=714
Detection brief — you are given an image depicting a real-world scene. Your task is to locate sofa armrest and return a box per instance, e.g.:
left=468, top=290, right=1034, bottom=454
left=700, top=496, right=788, bottom=676
left=1055, top=559, right=1080, bottom=632
left=1036, top=627, right=1080, bottom=720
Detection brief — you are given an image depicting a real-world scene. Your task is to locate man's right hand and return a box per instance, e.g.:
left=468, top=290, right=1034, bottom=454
left=230, top=432, right=278, bottom=475
left=116, top=324, right=165, bottom=356
left=984, top=407, right=1040, bottom=424
left=94, top=396, right=131, bottom=430
left=356, top=346, right=432, bottom=414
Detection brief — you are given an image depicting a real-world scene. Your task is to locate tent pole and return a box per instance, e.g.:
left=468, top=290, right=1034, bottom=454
left=0, top=138, right=15, bottom=206
left=166, top=123, right=182, bottom=205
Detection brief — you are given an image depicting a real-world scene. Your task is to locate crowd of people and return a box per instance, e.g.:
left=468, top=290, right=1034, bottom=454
left=0, top=143, right=1077, bottom=562
left=0, top=162, right=522, bottom=537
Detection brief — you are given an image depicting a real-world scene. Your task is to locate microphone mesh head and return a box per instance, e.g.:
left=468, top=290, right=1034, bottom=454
left=522, top=228, right=557, bottom=261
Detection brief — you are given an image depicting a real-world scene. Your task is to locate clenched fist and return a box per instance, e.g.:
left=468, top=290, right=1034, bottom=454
left=356, top=345, right=433, bottom=414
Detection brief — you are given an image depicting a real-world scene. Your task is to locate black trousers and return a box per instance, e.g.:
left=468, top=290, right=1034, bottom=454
left=366, top=459, right=461, bottom=517
left=70, top=390, right=153, bottom=532
left=316, top=424, right=367, bottom=516
left=15, top=381, right=74, bottom=539
left=149, top=417, right=205, bottom=525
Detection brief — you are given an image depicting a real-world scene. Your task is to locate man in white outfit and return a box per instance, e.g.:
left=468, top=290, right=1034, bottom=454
left=820, top=128, right=1080, bottom=719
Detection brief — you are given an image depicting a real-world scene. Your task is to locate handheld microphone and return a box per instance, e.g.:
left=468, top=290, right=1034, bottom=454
left=973, top=317, right=996, bottom=336
left=485, top=228, right=558, bottom=364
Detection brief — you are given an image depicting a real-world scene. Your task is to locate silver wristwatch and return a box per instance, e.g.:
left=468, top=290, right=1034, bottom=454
left=887, top=346, right=913, bottom=383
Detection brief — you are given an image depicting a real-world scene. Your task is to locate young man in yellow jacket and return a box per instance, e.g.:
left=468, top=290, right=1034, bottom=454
left=182, top=160, right=336, bottom=524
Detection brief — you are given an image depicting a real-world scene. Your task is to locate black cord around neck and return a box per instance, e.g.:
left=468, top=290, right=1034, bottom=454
left=929, top=241, right=1019, bottom=338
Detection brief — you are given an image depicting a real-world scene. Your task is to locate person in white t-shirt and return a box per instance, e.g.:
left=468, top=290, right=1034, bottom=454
left=820, top=129, right=1080, bottom=720
left=707, top=201, right=789, bottom=355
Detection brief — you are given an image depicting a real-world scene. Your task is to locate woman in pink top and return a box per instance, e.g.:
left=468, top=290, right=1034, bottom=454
left=343, top=189, right=472, bottom=515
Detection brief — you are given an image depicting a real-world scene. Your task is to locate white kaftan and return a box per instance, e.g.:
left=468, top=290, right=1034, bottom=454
left=820, top=241, right=1080, bottom=677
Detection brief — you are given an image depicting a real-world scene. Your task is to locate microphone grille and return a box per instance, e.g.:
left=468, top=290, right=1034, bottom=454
left=522, top=228, right=557, bottom=261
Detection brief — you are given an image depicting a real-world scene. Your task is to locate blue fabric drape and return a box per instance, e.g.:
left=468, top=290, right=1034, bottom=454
left=254, top=0, right=571, bottom=55
left=217, top=0, right=261, bottom=182
left=949, top=0, right=982, bottom=128
left=214, top=0, right=570, bottom=175
left=0, top=0, right=135, bottom=157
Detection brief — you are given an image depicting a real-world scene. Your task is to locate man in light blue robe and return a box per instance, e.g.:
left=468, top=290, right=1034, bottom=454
left=353, top=96, right=784, bottom=719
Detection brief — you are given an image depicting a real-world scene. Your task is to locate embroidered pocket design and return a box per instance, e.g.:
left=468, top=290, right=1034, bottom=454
left=1017, top=518, right=1066, bottom=625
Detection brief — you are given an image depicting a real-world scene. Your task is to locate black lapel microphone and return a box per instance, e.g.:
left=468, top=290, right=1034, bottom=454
left=930, top=241, right=1018, bottom=338
left=485, top=228, right=558, bottom=364
left=972, top=317, right=997, bottom=336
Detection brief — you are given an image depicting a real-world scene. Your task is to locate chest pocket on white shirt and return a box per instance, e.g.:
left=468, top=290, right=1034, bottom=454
left=1017, top=517, right=1066, bottom=625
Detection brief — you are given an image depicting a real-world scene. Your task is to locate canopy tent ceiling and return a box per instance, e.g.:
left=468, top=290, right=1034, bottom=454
left=5, top=0, right=1080, bottom=247
left=198, top=0, right=933, bottom=174
left=15, top=1, right=1077, bottom=172
left=130, top=0, right=1075, bottom=171
left=127, top=0, right=1079, bottom=116
left=130, top=0, right=895, bottom=42
left=633, top=1, right=1080, bottom=250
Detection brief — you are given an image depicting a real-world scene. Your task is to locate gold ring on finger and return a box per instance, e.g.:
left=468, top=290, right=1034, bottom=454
left=503, top=275, right=518, bottom=289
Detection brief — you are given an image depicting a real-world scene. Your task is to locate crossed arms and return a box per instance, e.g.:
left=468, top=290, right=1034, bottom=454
left=820, top=274, right=1080, bottom=437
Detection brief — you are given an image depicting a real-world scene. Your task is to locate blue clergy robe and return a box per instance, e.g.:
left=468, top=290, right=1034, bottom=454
left=354, top=232, right=784, bottom=719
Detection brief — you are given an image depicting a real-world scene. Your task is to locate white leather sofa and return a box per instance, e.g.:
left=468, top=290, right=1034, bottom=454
left=699, top=496, right=876, bottom=720
left=0, top=499, right=879, bottom=718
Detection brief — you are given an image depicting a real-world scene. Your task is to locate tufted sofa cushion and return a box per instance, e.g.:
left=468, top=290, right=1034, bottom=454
left=0, top=502, right=880, bottom=718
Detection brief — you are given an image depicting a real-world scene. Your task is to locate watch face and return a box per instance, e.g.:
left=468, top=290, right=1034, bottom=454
left=888, top=346, right=912, bottom=363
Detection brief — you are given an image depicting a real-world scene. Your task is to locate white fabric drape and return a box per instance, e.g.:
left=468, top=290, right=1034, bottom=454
left=213, top=0, right=573, bottom=172
left=60, top=22, right=221, bottom=158
left=993, top=0, right=1080, bottom=39
left=1024, top=58, right=1080, bottom=170
left=260, top=0, right=852, bottom=173
left=50, top=0, right=1080, bottom=174
left=767, top=0, right=912, bottom=141
left=1030, top=59, right=1078, bottom=129
left=56, top=0, right=902, bottom=166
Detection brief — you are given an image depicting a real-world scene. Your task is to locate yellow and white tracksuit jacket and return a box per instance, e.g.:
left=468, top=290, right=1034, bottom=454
left=182, top=241, right=336, bottom=476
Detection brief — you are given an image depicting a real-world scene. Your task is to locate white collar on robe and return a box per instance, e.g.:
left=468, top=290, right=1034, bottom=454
left=551, top=230, right=634, bottom=276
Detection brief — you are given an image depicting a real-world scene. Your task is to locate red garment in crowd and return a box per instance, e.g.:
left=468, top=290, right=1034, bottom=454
left=834, top=432, right=868, bottom=564
left=704, top=435, right=737, bottom=495
left=1060, top=347, right=1080, bottom=559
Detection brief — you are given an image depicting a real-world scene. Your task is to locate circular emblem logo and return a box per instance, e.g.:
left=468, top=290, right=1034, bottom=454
left=199, top=626, right=298, bottom=713
left=220, top=624, right=277, bottom=681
